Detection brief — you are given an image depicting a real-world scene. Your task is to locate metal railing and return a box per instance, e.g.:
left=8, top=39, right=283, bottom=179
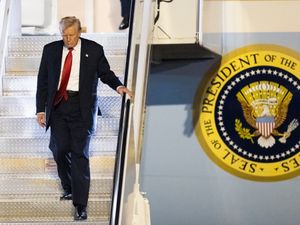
left=109, top=0, right=136, bottom=223
left=0, top=0, right=12, bottom=96
left=110, top=0, right=204, bottom=224
left=110, top=0, right=155, bottom=224
left=0, top=0, right=20, bottom=96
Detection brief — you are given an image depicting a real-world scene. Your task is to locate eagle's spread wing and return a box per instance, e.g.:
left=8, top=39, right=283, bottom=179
left=275, top=95, right=292, bottom=128
left=239, top=100, right=257, bottom=129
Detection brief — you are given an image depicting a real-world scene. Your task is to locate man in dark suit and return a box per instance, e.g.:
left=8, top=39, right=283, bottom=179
left=119, top=0, right=132, bottom=30
left=36, top=16, right=132, bottom=221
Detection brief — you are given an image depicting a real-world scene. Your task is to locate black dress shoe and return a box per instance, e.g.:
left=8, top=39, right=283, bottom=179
left=74, top=205, right=87, bottom=221
left=119, top=18, right=129, bottom=30
left=60, top=191, right=72, bottom=200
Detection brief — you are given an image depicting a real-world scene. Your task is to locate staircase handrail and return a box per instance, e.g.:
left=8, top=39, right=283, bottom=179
left=110, top=0, right=154, bottom=224
left=110, top=98, right=132, bottom=225
left=0, top=0, right=12, bottom=96
left=109, top=0, right=136, bottom=223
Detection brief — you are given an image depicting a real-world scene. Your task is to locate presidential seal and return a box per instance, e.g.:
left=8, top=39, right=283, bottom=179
left=194, top=44, right=300, bottom=181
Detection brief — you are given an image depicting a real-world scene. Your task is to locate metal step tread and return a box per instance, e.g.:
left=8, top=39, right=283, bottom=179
left=0, top=153, right=115, bottom=175
left=2, top=75, right=124, bottom=97
left=0, top=198, right=110, bottom=222
left=0, top=135, right=117, bottom=141
left=0, top=151, right=115, bottom=158
left=0, top=221, right=108, bottom=225
left=0, top=193, right=111, bottom=201
left=8, top=32, right=128, bottom=56
left=0, top=115, right=119, bottom=137
left=0, top=149, right=116, bottom=158
left=0, top=95, right=121, bottom=100
left=5, top=55, right=126, bottom=73
left=0, top=174, right=113, bottom=198
left=0, top=95, right=121, bottom=117
left=0, top=134, right=117, bottom=140
left=0, top=173, right=112, bottom=179
left=0, top=195, right=111, bottom=202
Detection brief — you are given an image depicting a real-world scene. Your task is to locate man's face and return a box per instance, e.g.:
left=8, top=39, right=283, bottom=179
left=62, top=24, right=81, bottom=48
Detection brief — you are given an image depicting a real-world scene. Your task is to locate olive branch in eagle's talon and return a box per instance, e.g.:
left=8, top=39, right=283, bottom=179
left=279, top=119, right=299, bottom=143
left=235, top=119, right=256, bottom=144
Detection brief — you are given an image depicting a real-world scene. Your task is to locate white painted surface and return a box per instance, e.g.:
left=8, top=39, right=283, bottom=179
left=203, top=0, right=300, bottom=33
left=57, top=0, right=123, bottom=32
left=152, top=0, right=198, bottom=44
left=21, top=0, right=50, bottom=27
left=21, top=0, right=124, bottom=33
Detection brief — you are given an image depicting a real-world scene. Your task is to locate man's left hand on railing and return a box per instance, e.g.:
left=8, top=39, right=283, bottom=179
left=117, top=86, right=134, bottom=98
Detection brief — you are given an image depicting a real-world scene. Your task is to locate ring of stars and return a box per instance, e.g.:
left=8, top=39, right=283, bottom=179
left=217, top=68, right=300, bottom=161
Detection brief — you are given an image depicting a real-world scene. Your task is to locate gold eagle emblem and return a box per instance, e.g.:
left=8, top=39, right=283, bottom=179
left=235, top=81, right=298, bottom=148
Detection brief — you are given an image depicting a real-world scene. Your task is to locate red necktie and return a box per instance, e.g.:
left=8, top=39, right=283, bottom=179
left=53, top=48, right=73, bottom=106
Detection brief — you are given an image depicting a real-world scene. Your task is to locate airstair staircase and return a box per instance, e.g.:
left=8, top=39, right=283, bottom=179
left=0, top=33, right=128, bottom=224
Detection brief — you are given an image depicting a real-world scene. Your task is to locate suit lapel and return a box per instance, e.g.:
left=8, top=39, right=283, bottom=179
left=53, top=41, right=64, bottom=89
left=79, top=38, right=88, bottom=91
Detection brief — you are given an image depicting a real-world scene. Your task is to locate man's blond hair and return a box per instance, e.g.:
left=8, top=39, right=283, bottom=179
left=59, top=16, right=81, bottom=33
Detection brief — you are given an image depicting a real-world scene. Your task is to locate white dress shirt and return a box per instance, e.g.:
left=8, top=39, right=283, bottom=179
left=57, top=39, right=81, bottom=91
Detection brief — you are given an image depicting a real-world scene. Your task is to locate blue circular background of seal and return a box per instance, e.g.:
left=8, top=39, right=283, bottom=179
left=215, top=66, right=300, bottom=163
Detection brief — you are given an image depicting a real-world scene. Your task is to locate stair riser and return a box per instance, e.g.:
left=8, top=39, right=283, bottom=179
left=0, top=200, right=110, bottom=222
left=0, top=156, right=115, bottom=174
left=0, top=96, right=121, bottom=117
left=0, top=117, right=119, bottom=137
left=0, top=222, right=108, bottom=225
left=0, top=136, right=118, bottom=155
left=5, top=56, right=126, bottom=75
left=0, top=177, right=113, bottom=198
left=2, top=76, right=124, bottom=96
left=8, top=33, right=128, bottom=56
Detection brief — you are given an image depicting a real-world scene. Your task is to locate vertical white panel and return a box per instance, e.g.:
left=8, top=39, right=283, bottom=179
left=84, top=0, right=94, bottom=32
left=21, top=0, right=45, bottom=27
left=9, top=0, right=22, bottom=35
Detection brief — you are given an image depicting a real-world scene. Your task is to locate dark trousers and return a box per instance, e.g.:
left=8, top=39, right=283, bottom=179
left=121, top=0, right=131, bottom=18
left=49, top=95, right=91, bottom=207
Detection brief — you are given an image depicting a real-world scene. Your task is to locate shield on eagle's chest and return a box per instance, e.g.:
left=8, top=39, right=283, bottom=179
left=256, top=116, right=275, bottom=137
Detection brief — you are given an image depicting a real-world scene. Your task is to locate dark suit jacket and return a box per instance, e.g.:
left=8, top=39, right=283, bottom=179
left=36, top=37, right=123, bottom=132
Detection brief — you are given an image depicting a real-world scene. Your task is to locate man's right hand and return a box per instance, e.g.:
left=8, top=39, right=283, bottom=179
left=36, top=112, right=46, bottom=128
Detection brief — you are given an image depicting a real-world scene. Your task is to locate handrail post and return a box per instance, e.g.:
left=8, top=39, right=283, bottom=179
left=0, top=0, right=21, bottom=96
left=8, top=0, right=21, bottom=35
left=132, top=0, right=153, bottom=157
left=197, top=0, right=203, bottom=45
left=0, top=0, right=10, bottom=96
